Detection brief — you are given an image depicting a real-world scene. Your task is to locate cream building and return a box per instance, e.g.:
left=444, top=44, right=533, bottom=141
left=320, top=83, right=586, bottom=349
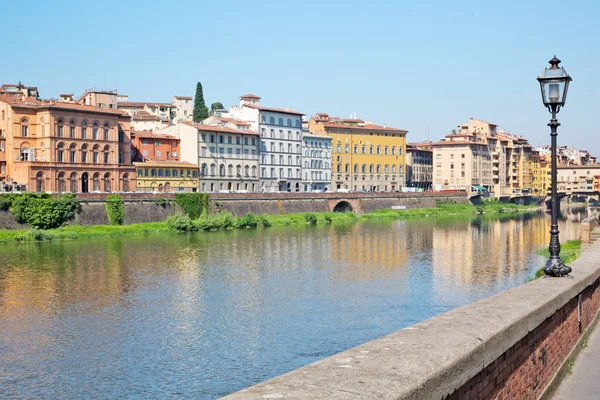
left=301, top=128, right=332, bottom=192
left=557, top=165, right=600, bottom=194
left=172, top=96, right=193, bottom=122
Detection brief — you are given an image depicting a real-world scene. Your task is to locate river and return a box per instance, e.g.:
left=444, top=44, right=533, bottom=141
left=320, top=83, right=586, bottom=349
left=0, top=210, right=592, bottom=399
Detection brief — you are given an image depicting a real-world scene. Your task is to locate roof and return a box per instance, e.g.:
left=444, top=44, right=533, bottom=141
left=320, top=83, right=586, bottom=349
left=60, top=93, right=74, bottom=97
left=460, top=118, right=498, bottom=127
left=133, top=160, right=196, bottom=167
left=219, top=117, right=251, bottom=126
left=557, top=164, right=600, bottom=170
left=430, top=140, right=488, bottom=147
left=242, top=103, right=304, bottom=116
left=118, top=102, right=173, bottom=108
left=240, top=94, right=261, bottom=99
left=0, top=94, right=129, bottom=116
left=132, top=111, right=161, bottom=121
left=173, top=96, right=192, bottom=100
left=182, top=121, right=260, bottom=135
left=321, top=122, right=407, bottom=133
left=132, top=130, right=178, bottom=140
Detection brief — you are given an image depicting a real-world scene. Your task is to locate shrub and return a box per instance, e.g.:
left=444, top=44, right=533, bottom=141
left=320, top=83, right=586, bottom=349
left=237, top=212, right=259, bottom=229
left=258, top=215, right=271, bottom=228
left=11, top=194, right=80, bottom=229
left=324, top=215, right=332, bottom=223
left=105, top=194, right=125, bottom=225
left=167, top=212, right=195, bottom=232
left=0, top=196, right=9, bottom=211
left=304, top=212, right=317, bottom=224
left=154, top=197, right=166, bottom=207
left=175, top=193, right=209, bottom=219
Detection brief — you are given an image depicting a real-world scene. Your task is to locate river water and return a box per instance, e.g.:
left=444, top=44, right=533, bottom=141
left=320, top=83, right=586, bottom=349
left=0, top=210, right=592, bottom=399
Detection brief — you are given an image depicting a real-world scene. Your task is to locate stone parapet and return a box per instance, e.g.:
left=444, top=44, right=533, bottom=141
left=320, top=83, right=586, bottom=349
left=222, top=240, right=600, bottom=400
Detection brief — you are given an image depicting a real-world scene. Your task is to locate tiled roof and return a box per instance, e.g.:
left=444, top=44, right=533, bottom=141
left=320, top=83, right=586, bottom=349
left=219, top=117, right=251, bottom=126
left=132, top=111, right=161, bottom=121
left=240, top=94, right=261, bottom=99
left=173, top=96, right=192, bottom=100
left=0, top=94, right=129, bottom=116
left=118, top=102, right=174, bottom=108
left=242, top=103, right=304, bottom=116
left=133, top=160, right=196, bottom=167
left=132, top=130, right=178, bottom=140
left=321, top=122, right=407, bottom=133
left=182, top=121, right=259, bottom=135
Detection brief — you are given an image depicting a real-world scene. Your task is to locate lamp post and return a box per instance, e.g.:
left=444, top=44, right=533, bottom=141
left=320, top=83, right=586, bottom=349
left=537, top=56, right=573, bottom=277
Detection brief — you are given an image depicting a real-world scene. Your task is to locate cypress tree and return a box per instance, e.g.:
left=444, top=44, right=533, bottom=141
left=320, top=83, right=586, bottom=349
left=193, top=82, right=209, bottom=122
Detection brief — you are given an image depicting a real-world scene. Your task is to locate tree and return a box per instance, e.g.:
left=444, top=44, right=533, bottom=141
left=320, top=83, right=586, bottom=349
left=193, top=82, right=209, bottom=122
left=210, top=102, right=224, bottom=114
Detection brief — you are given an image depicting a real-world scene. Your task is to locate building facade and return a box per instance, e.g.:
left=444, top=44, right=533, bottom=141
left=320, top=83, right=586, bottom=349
left=406, top=143, right=433, bottom=190
left=134, top=161, right=198, bottom=192
left=172, top=96, right=193, bottom=122
left=301, top=132, right=332, bottom=192
left=308, top=113, right=407, bottom=192
left=226, top=94, right=303, bottom=192
left=0, top=92, right=135, bottom=193
left=557, top=165, right=600, bottom=194
left=131, top=130, right=180, bottom=162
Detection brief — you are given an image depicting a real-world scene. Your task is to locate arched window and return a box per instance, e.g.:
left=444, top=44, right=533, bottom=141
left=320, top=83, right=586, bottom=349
left=57, top=119, right=64, bottom=137
left=165, top=169, right=171, bottom=177
left=20, top=144, right=30, bottom=161
left=244, top=165, right=250, bottom=177
left=391, top=146, right=396, bottom=155
left=369, top=164, right=374, bottom=173
left=122, top=173, right=129, bottom=192
left=92, top=144, right=99, bottom=163
left=210, top=164, right=216, bottom=176
left=103, top=145, right=110, bottom=164
left=70, top=172, right=78, bottom=193
left=376, top=165, right=381, bottom=174
left=93, top=172, right=100, bottom=191
left=345, top=145, right=349, bottom=153
left=173, top=169, right=179, bottom=177
left=251, top=166, right=257, bottom=178
left=200, top=164, right=207, bottom=176
left=345, top=164, right=349, bottom=173
left=336, top=145, right=341, bottom=153
left=92, top=123, right=99, bottom=140
left=362, top=164, right=366, bottom=173
left=362, top=146, right=366, bottom=154
left=57, top=143, right=65, bottom=162
left=287, top=118, right=292, bottom=126
left=158, top=169, right=164, bottom=177
left=384, top=146, right=389, bottom=155
left=399, top=147, right=403, bottom=155
left=228, top=164, right=233, bottom=177
left=384, top=164, right=389, bottom=174
left=399, top=165, right=404, bottom=173
left=269, top=116, right=275, bottom=125
left=354, top=164, right=359, bottom=173
left=70, top=120, right=76, bottom=138
left=103, top=124, right=109, bottom=141
left=21, top=119, right=29, bottom=137
left=104, top=173, right=111, bottom=192
left=219, top=164, right=225, bottom=176
left=270, top=143, right=275, bottom=152
left=336, top=164, right=341, bottom=172
left=392, top=165, right=397, bottom=174
left=278, top=117, right=283, bottom=126
left=36, top=171, right=44, bottom=192
left=57, top=172, right=66, bottom=192
left=236, top=165, right=241, bottom=176
left=164, top=182, right=171, bottom=192
left=325, top=162, right=329, bottom=169
left=81, top=121, right=88, bottom=139
left=69, top=143, right=77, bottom=162
left=370, top=146, right=374, bottom=154
left=81, top=144, right=88, bottom=163
left=376, top=146, right=381, bottom=155
left=40, top=118, right=45, bottom=137
left=353, top=145, right=358, bottom=153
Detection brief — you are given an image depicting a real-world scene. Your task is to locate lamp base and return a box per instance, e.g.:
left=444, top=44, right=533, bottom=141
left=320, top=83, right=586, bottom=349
left=544, top=257, right=572, bottom=277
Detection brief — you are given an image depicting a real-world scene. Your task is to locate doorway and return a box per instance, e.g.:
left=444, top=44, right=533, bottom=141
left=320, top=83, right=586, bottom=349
left=81, top=172, right=89, bottom=193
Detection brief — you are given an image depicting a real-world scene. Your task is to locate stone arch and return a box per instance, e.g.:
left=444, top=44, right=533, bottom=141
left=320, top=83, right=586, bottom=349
left=333, top=200, right=353, bottom=213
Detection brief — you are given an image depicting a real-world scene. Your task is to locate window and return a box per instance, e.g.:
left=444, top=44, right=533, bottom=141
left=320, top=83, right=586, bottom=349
left=104, top=146, right=110, bottom=163
left=70, top=121, right=76, bottom=138
left=270, top=117, right=275, bottom=124
left=57, top=143, right=64, bottom=162
left=82, top=122, right=87, bottom=139
left=93, top=123, right=99, bottom=140
left=278, top=118, right=284, bottom=126
left=57, top=120, right=64, bottom=137
left=70, top=143, right=76, bottom=162
left=81, top=144, right=88, bottom=163
left=103, top=124, right=109, bottom=140
left=21, top=119, right=29, bottom=137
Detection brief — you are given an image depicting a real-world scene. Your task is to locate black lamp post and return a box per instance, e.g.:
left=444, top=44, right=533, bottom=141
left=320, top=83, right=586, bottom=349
left=537, top=56, right=573, bottom=277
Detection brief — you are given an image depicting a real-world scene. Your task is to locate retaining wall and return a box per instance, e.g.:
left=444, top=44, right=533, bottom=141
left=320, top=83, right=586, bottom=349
left=581, top=215, right=600, bottom=244
left=222, top=240, right=600, bottom=400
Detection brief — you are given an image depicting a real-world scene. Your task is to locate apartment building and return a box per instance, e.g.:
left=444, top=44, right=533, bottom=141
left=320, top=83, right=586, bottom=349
left=406, top=143, right=433, bottom=189
left=131, top=130, right=180, bottom=162
left=134, top=160, right=198, bottom=192
left=308, top=113, right=407, bottom=192
left=557, top=165, right=600, bottom=194
left=301, top=128, right=332, bottom=192
left=0, top=89, right=135, bottom=193
left=226, top=94, right=304, bottom=192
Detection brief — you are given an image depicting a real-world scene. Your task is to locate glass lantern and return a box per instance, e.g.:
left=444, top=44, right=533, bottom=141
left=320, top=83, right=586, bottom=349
left=537, top=56, right=572, bottom=112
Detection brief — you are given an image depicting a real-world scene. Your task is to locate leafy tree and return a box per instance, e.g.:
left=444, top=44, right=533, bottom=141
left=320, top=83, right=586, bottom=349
left=210, top=102, right=224, bottom=114
left=193, top=82, right=209, bottom=122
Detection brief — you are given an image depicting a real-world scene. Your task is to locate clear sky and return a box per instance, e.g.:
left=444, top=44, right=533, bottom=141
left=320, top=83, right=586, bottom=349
left=2, top=0, right=598, bottom=154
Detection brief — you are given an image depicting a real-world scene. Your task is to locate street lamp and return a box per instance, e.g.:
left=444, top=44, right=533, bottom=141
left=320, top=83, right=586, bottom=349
left=537, top=56, right=573, bottom=277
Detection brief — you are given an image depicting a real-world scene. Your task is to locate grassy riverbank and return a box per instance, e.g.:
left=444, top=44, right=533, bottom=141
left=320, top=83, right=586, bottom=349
left=532, top=239, right=582, bottom=280
left=0, top=202, right=539, bottom=244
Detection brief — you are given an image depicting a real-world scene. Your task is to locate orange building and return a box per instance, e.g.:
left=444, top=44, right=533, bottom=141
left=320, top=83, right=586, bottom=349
left=0, top=88, right=135, bottom=193
left=131, top=130, right=180, bottom=162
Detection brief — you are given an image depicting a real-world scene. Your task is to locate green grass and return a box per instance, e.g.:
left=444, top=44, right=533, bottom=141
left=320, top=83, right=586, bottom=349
left=532, top=239, right=582, bottom=279
left=0, top=201, right=539, bottom=244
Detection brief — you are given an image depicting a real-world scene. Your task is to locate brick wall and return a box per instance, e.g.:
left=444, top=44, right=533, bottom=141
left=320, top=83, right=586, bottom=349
left=447, top=279, right=600, bottom=400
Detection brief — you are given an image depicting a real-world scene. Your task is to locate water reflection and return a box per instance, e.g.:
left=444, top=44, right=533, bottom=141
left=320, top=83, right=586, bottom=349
left=0, top=211, right=594, bottom=399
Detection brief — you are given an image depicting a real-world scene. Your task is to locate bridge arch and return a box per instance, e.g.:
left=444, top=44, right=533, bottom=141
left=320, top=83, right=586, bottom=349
left=332, top=200, right=353, bottom=213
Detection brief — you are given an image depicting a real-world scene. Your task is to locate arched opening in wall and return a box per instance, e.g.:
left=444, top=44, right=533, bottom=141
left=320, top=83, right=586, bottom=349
left=92, top=173, right=100, bottom=192
left=164, top=182, right=171, bottom=192
left=122, top=173, right=129, bottom=192
left=333, top=201, right=353, bottom=213
left=81, top=172, right=89, bottom=193
left=36, top=172, right=44, bottom=193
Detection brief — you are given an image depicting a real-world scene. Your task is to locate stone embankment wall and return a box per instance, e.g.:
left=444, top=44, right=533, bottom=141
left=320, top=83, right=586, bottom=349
left=223, top=241, right=600, bottom=400
left=0, top=192, right=468, bottom=229
left=581, top=215, right=600, bottom=244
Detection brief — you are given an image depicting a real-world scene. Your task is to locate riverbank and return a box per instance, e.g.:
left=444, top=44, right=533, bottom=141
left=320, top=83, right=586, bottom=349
left=0, top=202, right=539, bottom=244
left=532, top=239, right=582, bottom=279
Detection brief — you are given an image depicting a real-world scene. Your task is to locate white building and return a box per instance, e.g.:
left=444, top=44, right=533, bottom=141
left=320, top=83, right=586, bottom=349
left=302, top=130, right=332, bottom=192
left=157, top=118, right=260, bottom=192
left=172, top=96, right=193, bottom=122
left=225, top=94, right=304, bottom=192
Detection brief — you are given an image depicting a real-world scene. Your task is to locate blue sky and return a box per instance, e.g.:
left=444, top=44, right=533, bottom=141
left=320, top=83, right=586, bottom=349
left=2, top=0, right=598, bottom=154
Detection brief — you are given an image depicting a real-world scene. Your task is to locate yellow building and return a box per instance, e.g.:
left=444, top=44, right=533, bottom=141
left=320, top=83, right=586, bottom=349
left=134, top=160, right=198, bottom=192
left=308, top=113, right=407, bottom=192
left=531, top=154, right=543, bottom=195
